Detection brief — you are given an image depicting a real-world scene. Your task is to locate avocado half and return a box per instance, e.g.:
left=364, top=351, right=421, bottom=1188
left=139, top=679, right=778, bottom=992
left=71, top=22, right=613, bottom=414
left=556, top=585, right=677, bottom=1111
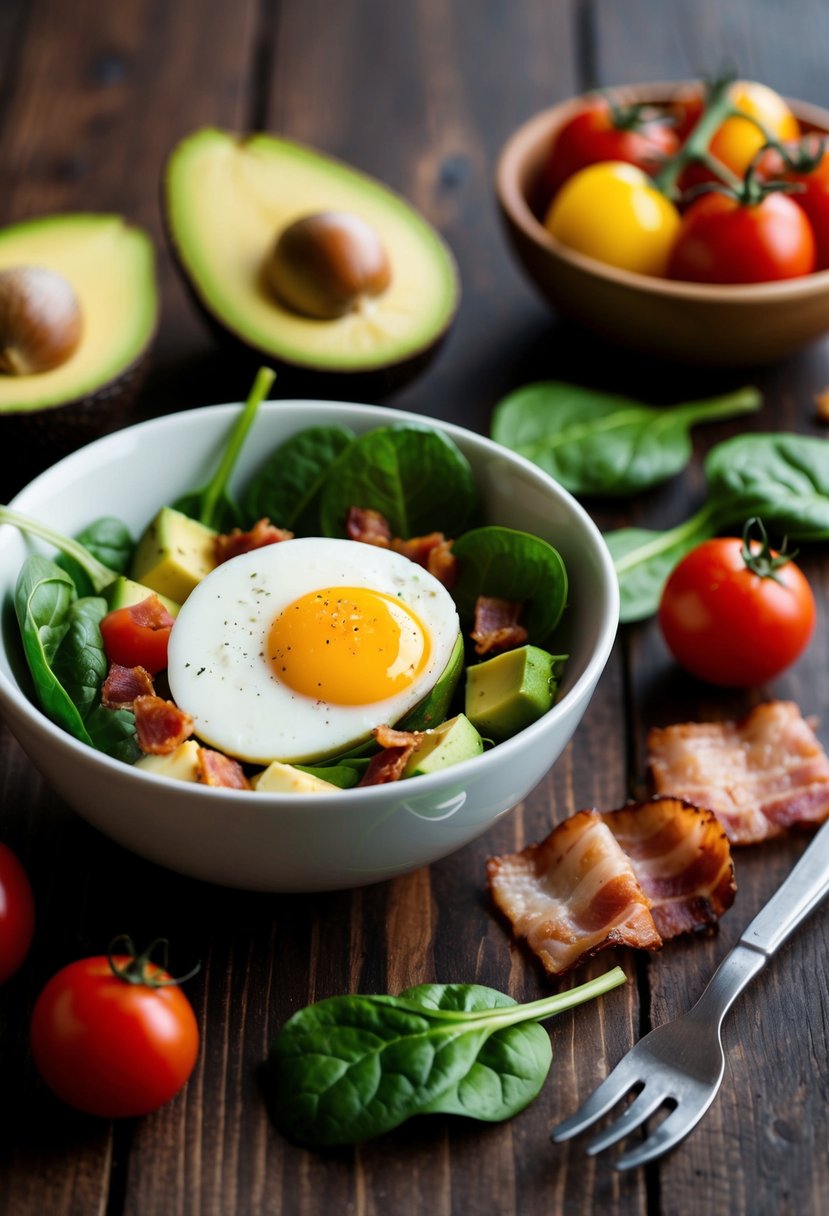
left=163, top=128, right=459, bottom=387
left=0, top=214, right=157, bottom=453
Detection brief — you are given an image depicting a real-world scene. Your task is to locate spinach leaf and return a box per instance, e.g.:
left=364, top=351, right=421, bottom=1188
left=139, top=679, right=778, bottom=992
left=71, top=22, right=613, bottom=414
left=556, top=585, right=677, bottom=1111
left=13, top=556, right=139, bottom=759
left=241, top=425, right=355, bottom=533
left=173, top=365, right=275, bottom=530
left=609, top=432, right=829, bottom=622
left=491, top=382, right=761, bottom=496
left=1, top=506, right=118, bottom=594
left=450, top=526, right=568, bottom=645
left=14, top=556, right=93, bottom=743
left=57, top=517, right=134, bottom=595
left=265, top=968, right=625, bottom=1146
left=295, top=758, right=369, bottom=788
left=318, top=424, right=480, bottom=539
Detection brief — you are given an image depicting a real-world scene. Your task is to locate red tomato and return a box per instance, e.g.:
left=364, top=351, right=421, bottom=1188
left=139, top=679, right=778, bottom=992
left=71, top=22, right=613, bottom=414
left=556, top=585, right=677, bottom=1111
left=30, top=939, right=199, bottom=1118
left=755, top=136, right=829, bottom=270
left=99, top=595, right=175, bottom=675
left=546, top=97, right=678, bottom=196
left=659, top=525, right=816, bottom=687
left=668, top=188, right=816, bottom=283
left=0, top=844, right=35, bottom=984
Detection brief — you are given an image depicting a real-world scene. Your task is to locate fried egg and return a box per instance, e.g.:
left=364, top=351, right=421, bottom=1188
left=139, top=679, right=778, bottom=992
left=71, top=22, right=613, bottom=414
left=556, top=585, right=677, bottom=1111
left=166, top=537, right=461, bottom=764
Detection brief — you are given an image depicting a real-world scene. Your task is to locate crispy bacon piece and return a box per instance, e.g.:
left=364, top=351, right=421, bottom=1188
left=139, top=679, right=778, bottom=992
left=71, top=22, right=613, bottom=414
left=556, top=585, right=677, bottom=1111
left=133, top=694, right=194, bottom=756
left=470, top=595, right=529, bottom=656
left=101, top=663, right=155, bottom=709
left=487, top=797, right=735, bottom=975
left=214, top=517, right=294, bottom=564
left=346, top=506, right=459, bottom=588
left=346, top=506, right=392, bottom=547
left=126, top=594, right=175, bottom=630
left=648, top=701, right=829, bottom=845
left=196, top=748, right=251, bottom=789
left=600, top=799, right=735, bottom=940
left=358, top=724, right=424, bottom=787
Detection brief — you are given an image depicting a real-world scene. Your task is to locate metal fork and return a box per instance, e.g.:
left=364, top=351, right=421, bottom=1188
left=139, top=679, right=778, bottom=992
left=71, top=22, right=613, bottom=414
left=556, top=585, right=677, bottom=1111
left=551, top=814, right=829, bottom=1170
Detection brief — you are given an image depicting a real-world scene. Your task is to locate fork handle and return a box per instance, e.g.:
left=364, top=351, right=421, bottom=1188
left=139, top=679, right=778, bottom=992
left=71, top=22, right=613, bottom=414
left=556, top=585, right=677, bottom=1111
left=688, top=815, right=829, bottom=1028
left=740, top=815, right=829, bottom=956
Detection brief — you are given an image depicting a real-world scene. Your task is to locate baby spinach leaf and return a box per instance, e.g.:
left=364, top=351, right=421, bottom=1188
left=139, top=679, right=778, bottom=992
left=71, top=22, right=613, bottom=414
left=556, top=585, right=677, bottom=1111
left=491, top=382, right=761, bottom=496
left=85, top=703, right=140, bottom=764
left=51, top=596, right=110, bottom=719
left=0, top=506, right=118, bottom=594
left=14, top=556, right=93, bottom=743
left=295, top=758, right=369, bottom=788
left=57, top=517, right=134, bottom=595
left=318, top=424, right=480, bottom=539
left=609, top=433, right=829, bottom=622
left=450, top=526, right=568, bottom=645
left=265, top=968, right=625, bottom=1146
left=173, top=365, right=275, bottom=531
left=241, top=425, right=355, bottom=533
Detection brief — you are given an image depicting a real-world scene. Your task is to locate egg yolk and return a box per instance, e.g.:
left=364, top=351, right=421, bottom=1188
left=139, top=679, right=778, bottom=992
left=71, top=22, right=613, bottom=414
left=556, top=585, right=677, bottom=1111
left=268, top=586, right=431, bottom=705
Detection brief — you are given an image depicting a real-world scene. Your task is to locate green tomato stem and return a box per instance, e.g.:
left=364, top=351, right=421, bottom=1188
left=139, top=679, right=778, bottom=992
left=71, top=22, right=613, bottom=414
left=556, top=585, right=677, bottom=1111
left=653, top=78, right=760, bottom=199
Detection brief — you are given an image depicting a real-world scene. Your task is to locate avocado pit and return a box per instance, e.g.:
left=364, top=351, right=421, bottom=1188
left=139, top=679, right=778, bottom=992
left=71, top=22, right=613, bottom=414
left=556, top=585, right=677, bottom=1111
left=265, top=211, right=392, bottom=320
left=0, top=265, right=83, bottom=375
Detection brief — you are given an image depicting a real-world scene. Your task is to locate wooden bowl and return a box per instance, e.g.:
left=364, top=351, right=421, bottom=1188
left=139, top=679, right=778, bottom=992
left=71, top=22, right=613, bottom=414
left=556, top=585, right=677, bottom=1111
left=496, top=84, right=829, bottom=366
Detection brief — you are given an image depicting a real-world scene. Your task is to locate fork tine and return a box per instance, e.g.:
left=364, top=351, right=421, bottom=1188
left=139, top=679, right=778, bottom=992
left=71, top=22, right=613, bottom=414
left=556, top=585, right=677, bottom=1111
left=613, top=1093, right=716, bottom=1170
left=550, top=1054, right=643, bottom=1142
left=584, top=1083, right=668, bottom=1155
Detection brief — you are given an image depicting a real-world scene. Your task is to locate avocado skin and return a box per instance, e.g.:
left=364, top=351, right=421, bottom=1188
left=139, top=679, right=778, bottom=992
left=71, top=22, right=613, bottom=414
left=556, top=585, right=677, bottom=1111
left=1, top=353, right=150, bottom=494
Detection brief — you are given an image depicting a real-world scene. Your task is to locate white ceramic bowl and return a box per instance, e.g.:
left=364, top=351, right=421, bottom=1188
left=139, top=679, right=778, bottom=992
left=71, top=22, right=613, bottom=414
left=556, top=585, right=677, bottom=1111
left=0, top=400, right=618, bottom=891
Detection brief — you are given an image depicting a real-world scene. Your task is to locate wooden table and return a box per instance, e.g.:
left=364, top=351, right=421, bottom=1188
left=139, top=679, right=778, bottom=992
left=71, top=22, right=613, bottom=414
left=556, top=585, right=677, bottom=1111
left=1, top=2, right=828, bottom=1213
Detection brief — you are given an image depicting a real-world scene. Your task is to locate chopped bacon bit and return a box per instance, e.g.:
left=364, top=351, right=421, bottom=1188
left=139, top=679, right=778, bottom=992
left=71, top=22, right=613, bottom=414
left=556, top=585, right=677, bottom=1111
left=133, top=694, right=194, bottom=756
left=127, top=594, right=176, bottom=631
left=346, top=506, right=392, bottom=548
left=214, top=517, right=294, bottom=564
left=470, top=595, right=529, bottom=656
left=196, top=748, right=251, bottom=789
left=487, top=797, right=735, bottom=975
left=358, top=724, right=424, bottom=787
left=346, top=506, right=458, bottom=587
left=101, top=663, right=155, bottom=709
left=648, top=701, right=829, bottom=845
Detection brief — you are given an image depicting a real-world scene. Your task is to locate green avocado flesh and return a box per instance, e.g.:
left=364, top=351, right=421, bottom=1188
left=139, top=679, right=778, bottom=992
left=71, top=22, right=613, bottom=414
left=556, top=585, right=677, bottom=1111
left=0, top=214, right=157, bottom=413
left=163, top=127, right=459, bottom=373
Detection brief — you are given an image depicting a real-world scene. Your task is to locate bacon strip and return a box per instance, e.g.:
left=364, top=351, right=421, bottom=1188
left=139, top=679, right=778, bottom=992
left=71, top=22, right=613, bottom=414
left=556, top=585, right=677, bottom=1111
left=214, top=517, right=294, bottom=564
left=196, top=748, right=251, bottom=789
left=487, top=797, right=735, bottom=975
left=346, top=506, right=458, bottom=588
left=648, top=701, right=829, bottom=845
left=101, top=663, right=155, bottom=709
left=127, top=594, right=176, bottom=630
left=470, top=595, right=528, bottom=656
left=133, top=694, right=194, bottom=755
left=358, top=724, right=424, bottom=787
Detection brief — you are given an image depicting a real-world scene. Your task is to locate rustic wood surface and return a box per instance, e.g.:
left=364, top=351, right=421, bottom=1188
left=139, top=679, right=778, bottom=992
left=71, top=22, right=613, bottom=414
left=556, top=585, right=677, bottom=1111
left=1, top=2, right=828, bottom=1213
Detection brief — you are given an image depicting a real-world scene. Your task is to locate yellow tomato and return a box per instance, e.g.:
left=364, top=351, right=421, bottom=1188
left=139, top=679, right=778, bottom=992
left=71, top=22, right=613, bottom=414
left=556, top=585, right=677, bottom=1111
left=544, top=161, right=681, bottom=276
left=711, top=81, right=800, bottom=176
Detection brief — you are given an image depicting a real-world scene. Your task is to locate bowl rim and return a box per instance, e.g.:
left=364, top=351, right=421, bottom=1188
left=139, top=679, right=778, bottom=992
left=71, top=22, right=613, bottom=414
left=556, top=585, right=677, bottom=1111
left=0, top=397, right=620, bottom=810
left=495, top=80, right=829, bottom=300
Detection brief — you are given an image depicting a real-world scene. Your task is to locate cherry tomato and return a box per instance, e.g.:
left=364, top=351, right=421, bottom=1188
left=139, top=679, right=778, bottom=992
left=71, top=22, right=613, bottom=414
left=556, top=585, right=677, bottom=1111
left=544, top=161, right=681, bottom=276
left=546, top=97, right=679, bottom=196
left=99, top=595, right=175, bottom=675
left=668, top=187, right=816, bottom=283
left=755, top=135, right=829, bottom=270
left=659, top=522, right=816, bottom=687
left=677, top=81, right=799, bottom=177
left=30, top=937, right=200, bottom=1118
left=0, top=843, right=35, bottom=984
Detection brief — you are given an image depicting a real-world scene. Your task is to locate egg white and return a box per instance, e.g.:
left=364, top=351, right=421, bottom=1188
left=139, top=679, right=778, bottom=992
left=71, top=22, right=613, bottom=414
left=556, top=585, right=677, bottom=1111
left=165, top=537, right=461, bottom=764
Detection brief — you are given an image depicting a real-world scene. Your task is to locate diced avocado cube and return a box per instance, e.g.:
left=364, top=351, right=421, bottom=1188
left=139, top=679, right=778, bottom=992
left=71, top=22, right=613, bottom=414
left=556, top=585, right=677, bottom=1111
left=403, top=713, right=483, bottom=778
left=131, top=506, right=218, bottom=602
left=252, top=761, right=340, bottom=794
left=135, top=739, right=201, bottom=782
left=465, top=645, right=561, bottom=742
left=105, top=574, right=180, bottom=617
